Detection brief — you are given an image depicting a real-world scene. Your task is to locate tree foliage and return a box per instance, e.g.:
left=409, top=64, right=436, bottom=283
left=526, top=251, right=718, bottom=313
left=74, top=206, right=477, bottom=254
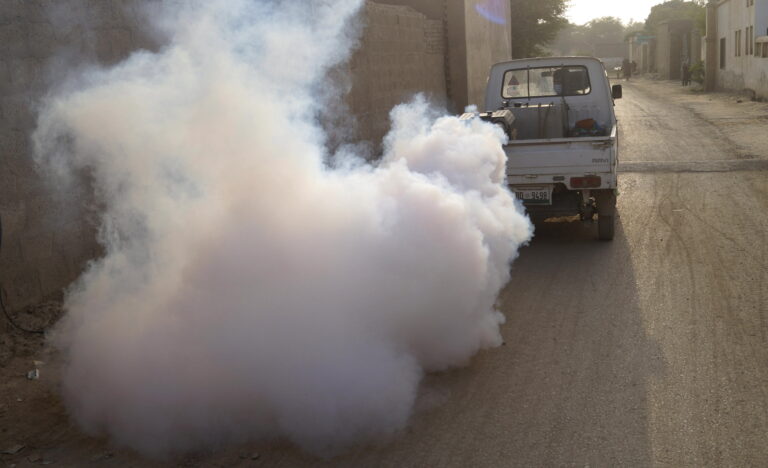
left=509, top=0, right=568, bottom=59
left=550, top=17, right=636, bottom=57
left=582, top=17, right=625, bottom=44
left=644, top=0, right=706, bottom=34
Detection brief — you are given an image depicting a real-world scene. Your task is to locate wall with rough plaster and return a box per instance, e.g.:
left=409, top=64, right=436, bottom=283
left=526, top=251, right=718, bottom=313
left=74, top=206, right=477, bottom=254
left=346, top=2, right=447, bottom=147
left=0, top=0, right=510, bottom=312
left=0, top=0, right=158, bottom=311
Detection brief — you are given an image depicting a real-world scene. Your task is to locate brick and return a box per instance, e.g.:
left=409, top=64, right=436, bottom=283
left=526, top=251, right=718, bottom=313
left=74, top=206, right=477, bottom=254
left=0, top=128, right=27, bottom=156
left=0, top=202, right=26, bottom=242
left=0, top=170, right=17, bottom=199
left=108, top=27, right=134, bottom=62
left=18, top=0, right=46, bottom=24
left=0, top=59, right=11, bottom=95
left=4, top=266, right=42, bottom=310
left=27, top=23, right=56, bottom=59
left=8, top=58, right=42, bottom=91
left=0, top=23, right=29, bottom=57
left=86, top=0, right=117, bottom=26
left=19, top=230, right=54, bottom=263
left=37, top=250, right=72, bottom=296
left=0, top=94, right=35, bottom=128
left=0, top=1, right=22, bottom=25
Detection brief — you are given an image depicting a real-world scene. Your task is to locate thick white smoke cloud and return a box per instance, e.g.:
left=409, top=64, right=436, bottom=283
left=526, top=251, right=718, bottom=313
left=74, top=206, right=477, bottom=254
left=33, top=0, right=533, bottom=458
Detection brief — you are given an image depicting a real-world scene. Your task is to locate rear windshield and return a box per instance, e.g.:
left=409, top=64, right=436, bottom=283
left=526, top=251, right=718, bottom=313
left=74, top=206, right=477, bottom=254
left=502, top=66, right=591, bottom=99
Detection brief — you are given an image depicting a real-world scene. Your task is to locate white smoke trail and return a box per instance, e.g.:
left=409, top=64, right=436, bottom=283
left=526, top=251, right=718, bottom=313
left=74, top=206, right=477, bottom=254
left=33, top=0, right=533, bottom=458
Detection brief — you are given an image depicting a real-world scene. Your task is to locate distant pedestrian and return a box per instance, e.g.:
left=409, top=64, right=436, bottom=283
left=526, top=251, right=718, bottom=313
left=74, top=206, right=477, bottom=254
left=622, top=58, right=632, bottom=81
left=681, top=61, right=691, bottom=86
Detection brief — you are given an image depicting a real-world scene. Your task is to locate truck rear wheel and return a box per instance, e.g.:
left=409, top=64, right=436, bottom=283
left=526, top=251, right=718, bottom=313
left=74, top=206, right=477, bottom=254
left=595, top=189, right=617, bottom=241
left=598, top=214, right=615, bottom=241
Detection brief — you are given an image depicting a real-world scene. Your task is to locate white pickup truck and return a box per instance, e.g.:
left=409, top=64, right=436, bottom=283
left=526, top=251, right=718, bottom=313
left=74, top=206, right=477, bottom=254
left=463, top=57, right=622, bottom=240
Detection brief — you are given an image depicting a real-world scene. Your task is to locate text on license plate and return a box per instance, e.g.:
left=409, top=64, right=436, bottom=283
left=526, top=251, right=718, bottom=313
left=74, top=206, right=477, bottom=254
left=514, top=188, right=552, bottom=205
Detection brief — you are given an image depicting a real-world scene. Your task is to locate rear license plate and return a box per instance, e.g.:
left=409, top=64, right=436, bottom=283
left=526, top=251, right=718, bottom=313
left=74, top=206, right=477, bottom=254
left=514, top=186, right=552, bottom=205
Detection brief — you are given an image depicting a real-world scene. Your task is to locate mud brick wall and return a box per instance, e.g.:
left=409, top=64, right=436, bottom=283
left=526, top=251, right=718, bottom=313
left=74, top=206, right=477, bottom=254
left=0, top=0, right=461, bottom=312
left=346, top=2, right=447, bottom=147
left=0, top=0, right=157, bottom=310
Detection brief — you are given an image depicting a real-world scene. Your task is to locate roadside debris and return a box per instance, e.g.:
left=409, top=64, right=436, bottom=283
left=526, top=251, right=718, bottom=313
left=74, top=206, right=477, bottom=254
left=90, top=451, right=115, bottom=462
left=28, top=453, right=55, bottom=465
left=1, top=444, right=25, bottom=455
left=26, top=369, right=40, bottom=380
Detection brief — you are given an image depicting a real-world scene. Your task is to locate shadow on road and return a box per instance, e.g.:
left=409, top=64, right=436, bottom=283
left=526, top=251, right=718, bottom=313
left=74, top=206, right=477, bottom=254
left=488, top=216, right=665, bottom=465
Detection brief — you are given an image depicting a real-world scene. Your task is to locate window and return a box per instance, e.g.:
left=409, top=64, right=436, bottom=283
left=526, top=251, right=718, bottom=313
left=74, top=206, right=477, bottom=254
left=746, top=26, right=753, bottom=55
left=735, top=30, right=742, bottom=56
left=720, top=38, right=726, bottom=68
left=502, top=66, right=592, bottom=99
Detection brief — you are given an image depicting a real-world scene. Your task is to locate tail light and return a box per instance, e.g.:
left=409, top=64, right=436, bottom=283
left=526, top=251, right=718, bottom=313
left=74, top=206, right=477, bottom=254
left=570, top=176, right=602, bottom=189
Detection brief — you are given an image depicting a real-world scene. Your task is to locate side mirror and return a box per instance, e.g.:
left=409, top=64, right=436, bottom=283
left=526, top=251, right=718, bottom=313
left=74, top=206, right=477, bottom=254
left=612, top=84, right=623, bottom=99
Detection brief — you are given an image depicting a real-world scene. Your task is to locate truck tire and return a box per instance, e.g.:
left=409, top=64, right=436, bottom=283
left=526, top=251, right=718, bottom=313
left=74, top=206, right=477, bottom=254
left=595, top=189, right=617, bottom=241
left=598, top=214, right=615, bottom=241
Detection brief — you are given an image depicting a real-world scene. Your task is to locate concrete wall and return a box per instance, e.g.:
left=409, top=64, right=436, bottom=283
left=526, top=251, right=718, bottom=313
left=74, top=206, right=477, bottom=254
left=656, top=24, right=672, bottom=78
left=655, top=20, right=695, bottom=80
left=628, top=39, right=641, bottom=66
left=461, top=0, right=511, bottom=110
left=445, top=0, right=511, bottom=111
left=711, top=0, right=768, bottom=99
left=0, top=0, right=157, bottom=310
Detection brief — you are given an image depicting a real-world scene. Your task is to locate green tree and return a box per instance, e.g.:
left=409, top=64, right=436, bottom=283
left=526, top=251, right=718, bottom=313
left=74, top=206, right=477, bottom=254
left=583, top=17, right=625, bottom=44
left=549, top=17, right=638, bottom=57
left=509, top=0, right=568, bottom=58
left=644, top=0, right=706, bottom=34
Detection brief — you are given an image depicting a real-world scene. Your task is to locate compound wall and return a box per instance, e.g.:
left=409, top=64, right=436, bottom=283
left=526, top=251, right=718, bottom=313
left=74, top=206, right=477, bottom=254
left=346, top=2, right=447, bottom=148
left=0, top=0, right=158, bottom=310
left=0, top=0, right=509, bottom=312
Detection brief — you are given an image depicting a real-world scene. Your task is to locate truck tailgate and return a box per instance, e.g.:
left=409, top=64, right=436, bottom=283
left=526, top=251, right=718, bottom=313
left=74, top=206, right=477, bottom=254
left=505, top=137, right=614, bottom=175
left=505, top=128, right=617, bottom=176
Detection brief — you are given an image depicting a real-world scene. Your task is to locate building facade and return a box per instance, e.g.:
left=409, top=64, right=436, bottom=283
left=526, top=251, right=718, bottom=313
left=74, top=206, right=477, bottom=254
left=705, top=0, right=768, bottom=99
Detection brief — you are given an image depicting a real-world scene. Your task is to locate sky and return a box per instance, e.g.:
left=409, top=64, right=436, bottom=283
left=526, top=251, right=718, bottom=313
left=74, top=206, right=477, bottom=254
left=566, top=0, right=661, bottom=25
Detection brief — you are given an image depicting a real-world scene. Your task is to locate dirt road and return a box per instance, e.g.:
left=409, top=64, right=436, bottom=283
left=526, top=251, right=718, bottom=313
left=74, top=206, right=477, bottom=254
left=2, top=80, right=767, bottom=467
